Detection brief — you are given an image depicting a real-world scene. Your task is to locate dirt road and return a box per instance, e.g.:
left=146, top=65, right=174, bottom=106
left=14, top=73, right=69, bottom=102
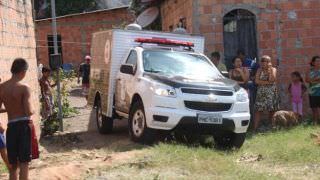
left=1, top=86, right=320, bottom=180
left=8, top=86, right=142, bottom=180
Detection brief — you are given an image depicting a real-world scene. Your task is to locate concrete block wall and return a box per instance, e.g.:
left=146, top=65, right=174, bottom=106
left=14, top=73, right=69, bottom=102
left=35, top=7, right=134, bottom=67
left=161, top=0, right=320, bottom=111
left=0, top=0, right=40, bottom=133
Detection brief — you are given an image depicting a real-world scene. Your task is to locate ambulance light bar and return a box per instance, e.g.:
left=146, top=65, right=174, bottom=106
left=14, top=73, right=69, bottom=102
left=135, top=38, right=194, bottom=47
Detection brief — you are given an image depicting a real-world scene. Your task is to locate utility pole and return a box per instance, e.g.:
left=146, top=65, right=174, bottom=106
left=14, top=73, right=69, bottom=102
left=50, top=0, right=63, bottom=131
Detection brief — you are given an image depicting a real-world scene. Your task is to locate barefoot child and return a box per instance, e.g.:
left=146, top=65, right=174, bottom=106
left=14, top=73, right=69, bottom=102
left=39, top=67, right=56, bottom=120
left=288, top=71, right=307, bottom=116
left=0, top=58, right=37, bottom=180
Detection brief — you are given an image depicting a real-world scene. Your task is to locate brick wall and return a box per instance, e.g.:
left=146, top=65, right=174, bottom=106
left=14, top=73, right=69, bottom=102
left=161, top=0, right=320, bottom=111
left=161, top=0, right=194, bottom=33
left=35, top=7, right=134, bottom=67
left=0, top=0, right=40, bottom=133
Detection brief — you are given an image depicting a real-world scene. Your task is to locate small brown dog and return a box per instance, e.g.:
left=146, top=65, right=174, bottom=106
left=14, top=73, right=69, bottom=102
left=272, top=110, right=302, bottom=128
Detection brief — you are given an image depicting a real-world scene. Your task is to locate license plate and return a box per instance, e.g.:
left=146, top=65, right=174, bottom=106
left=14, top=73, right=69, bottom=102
left=198, top=113, right=223, bottom=124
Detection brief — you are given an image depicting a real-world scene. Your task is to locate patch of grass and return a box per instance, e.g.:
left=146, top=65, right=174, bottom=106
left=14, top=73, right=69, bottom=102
left=0, top=162, right=7, bottom=174
left=241, top=125, right=320, bottom=164
left=87, top=125, right=320, bottom=179
left=143, top=144, right=277, bottom=179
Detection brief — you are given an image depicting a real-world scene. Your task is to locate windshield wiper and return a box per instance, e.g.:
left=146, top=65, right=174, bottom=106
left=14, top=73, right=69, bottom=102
left=144, top=69, right=162, bottom=73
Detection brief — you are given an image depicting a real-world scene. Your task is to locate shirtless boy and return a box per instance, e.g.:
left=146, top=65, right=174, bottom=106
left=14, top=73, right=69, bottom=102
left=0, top=58, right=35, bottom=180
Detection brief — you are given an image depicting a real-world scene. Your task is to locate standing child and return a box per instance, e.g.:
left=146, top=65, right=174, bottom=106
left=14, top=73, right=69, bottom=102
left=288, top=71, right=307, bottom=116
left=0, top=78, right=10, bottom=170
left=39, top=67, right=56, bottom=120
left=0, top=59, right=37, bottom=180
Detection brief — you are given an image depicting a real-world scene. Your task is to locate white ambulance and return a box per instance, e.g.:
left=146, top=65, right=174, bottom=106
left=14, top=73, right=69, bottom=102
left=89, top=29, right=250, bottom=148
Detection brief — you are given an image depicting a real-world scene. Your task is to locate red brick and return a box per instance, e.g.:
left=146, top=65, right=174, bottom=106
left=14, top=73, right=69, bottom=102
left=199, top=25, right=214, bottom=33
left=214, top=34, right=223, bottom=43
left=212, top=5, right=223, bottom=14
left=257, top=22, right=268, bottom=31
left=312, top=38, right=320, bottom=47
left=1, top=1, right=40, bottom=136
left=36, top=8, right=134, bottom=66
left=261, top=32, right=271, bottom=40
left=202, top=6, right=212, bottom=14
left=282, top=2, right=303, bottom=11
left=260, top=13, right=277, bottom=21
left=214, top=44, right=223, bottom=51
left=267, top=22, right=275, bottom=30
left=160, top=0, right=320, bottom=111
left=259, top=41, right=268, bottom=49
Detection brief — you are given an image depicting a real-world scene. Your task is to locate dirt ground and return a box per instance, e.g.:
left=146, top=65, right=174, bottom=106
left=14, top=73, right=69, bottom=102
left=1, top=85, right=319, bottom=180
left=1, top=86, right=141, bottom=180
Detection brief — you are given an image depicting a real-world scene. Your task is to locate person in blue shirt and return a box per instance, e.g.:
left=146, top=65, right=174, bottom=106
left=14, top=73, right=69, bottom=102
left=237, top=50, right=259, bottom=77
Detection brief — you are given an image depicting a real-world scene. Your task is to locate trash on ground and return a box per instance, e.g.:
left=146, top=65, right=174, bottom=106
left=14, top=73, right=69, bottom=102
left=237, top=153, right=263, bottom=163
left=310, top=132, right=320, bottom=145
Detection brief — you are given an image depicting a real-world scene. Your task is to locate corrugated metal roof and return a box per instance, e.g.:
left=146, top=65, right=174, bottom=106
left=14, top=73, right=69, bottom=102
left=35, top=5, right=129, bottom=22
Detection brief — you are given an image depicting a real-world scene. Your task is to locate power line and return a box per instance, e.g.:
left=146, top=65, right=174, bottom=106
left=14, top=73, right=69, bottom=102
left=36, top=39, right=91, bottom=45
left=36, top=45, right=88, bottom=48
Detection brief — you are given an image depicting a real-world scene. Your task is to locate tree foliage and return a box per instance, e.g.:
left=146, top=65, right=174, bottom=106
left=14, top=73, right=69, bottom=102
left=58, top=0, right=97, bottom=15
left=129, top=0, right=143, bottom=15
left=45, top=0, right=98, bottom=17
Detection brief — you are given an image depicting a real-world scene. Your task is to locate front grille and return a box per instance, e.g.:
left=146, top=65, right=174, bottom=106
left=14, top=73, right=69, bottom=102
left=181, top=88, right=233, bottom=96
left=184, top=101, right=232, bottom=112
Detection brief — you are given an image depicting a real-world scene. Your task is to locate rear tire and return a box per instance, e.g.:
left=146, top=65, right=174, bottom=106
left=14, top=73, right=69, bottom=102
left=214, top=132, right=246, bottom=149
left=129, top=101, right=156, bottom=144
left=95, top=100, right=113, bottom=134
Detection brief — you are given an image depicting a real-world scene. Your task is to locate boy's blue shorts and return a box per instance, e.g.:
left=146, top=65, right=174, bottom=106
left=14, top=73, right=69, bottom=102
left=0, top=133, right=6, bottom=149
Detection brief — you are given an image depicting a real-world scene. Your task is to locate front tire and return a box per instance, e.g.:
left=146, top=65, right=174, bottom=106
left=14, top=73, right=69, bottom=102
left=95, top=100, right=113, bottom=134
left=214, top=132, right=246, bottom=149
left=129, top=101, right=156, bottom=144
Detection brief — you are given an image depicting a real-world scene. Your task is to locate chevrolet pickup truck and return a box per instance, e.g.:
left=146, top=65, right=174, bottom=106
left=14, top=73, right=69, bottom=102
left=89, top=29, right=250, bottom=148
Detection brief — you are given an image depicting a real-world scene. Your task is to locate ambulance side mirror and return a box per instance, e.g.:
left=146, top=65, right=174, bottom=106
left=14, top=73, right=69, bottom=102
left=221, top=71, right=229, bottom=78
left=120, top=64, right=135, bottom=75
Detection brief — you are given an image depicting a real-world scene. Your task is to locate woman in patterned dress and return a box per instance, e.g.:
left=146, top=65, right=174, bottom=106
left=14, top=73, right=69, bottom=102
left=253, top=55, right=280, bottom=130
left=306, top=56, right=320, bottom=125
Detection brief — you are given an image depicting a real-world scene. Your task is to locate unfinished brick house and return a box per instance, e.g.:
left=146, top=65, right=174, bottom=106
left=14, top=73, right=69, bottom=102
left=35, top=7, right=134, bottom=66
left=160, top=0, right=320, bottom=110
left=0, top=0, right=40, bottom=131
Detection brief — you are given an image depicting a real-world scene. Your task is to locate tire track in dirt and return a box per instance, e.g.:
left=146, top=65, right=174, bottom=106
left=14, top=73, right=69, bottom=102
left=29, top=150, right=140, bottom=180
left=25, top=85, right=144, bottom=180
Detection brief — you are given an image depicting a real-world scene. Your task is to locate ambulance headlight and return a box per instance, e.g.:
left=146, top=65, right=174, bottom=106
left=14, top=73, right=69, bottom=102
left=150, top=83, right=177, bottom=98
